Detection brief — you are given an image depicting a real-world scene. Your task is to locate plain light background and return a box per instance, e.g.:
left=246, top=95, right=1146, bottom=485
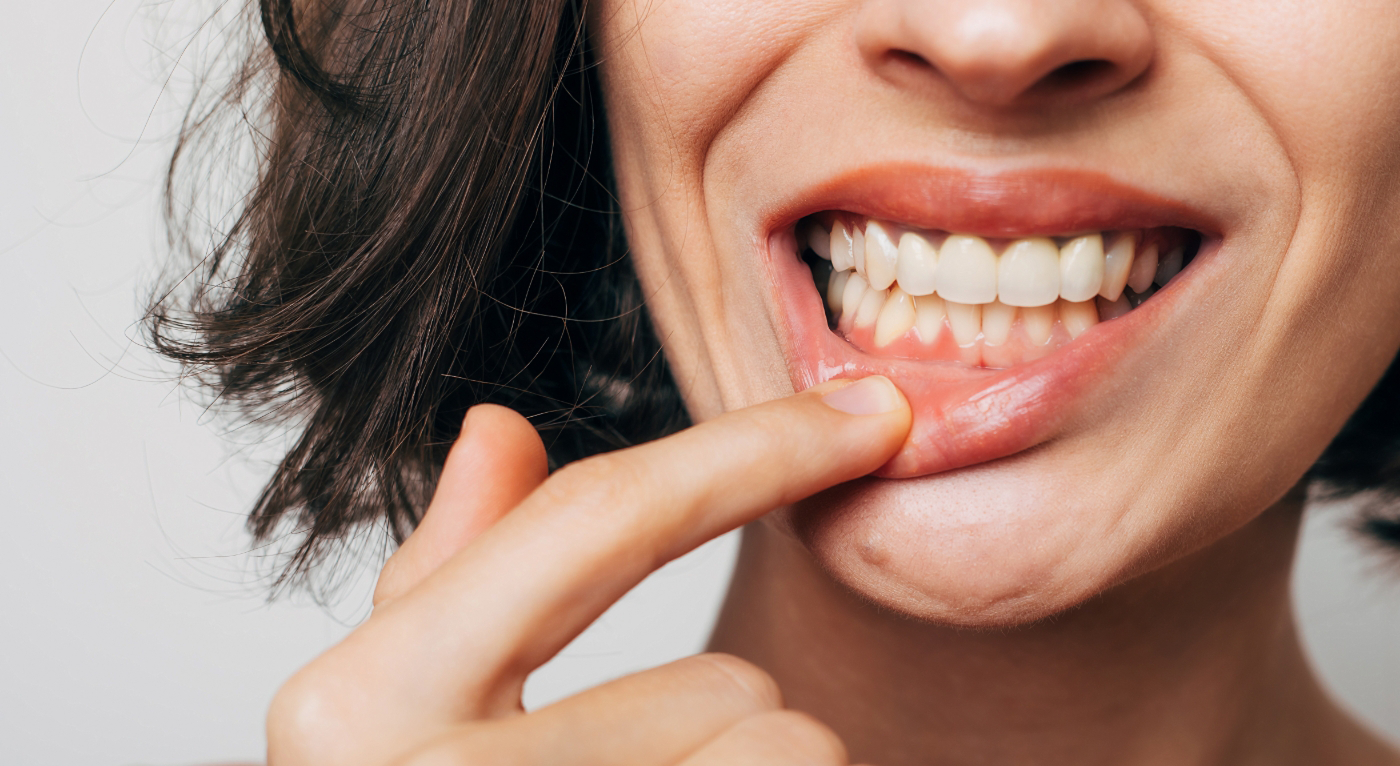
left=3, top=2, right=1399, bottom=764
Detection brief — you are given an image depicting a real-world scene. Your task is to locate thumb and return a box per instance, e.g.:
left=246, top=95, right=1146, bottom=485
left=373, top=404, right=548, bottom=606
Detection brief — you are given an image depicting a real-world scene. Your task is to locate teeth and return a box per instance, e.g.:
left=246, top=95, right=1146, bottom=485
left=805, top=221, right=832, bottom=260
left=831, top=221, right=855, bottom=272
left=896, top=231, right=938, bottom=296
left=855, top=286, right=887, bottom=329
left=1059, top=234, right=1105, bottom=302
left=1128, top=285, right=1157, bottom=308
left=937, top=235, right=999, bottom=305
left=998, top=237, right=1060, bottom=307
left=852, top=226, right=867, bottom=276
left=874, top=287, right=917, bottom=346
left=945, top=300, right=982, bottom=346
left=864, top=220, right=899, bottom=291
left=840, top=271, right=869, bottom=330
left=1126, top=242, right=1157, bottom=293
left=1059, top=299, right=1099, bottom=339
left=913, top=294, right=945, bottom=342
left=826, top=269, right=850, bottom=313
left=981, top=300, right=1016, bottom=347
left=1097, top=293, right=1132, bottom=321
left=1155, top=246, right=1184, bottom=285
left=1099, top=233, right=1135, bottom=301
left=1022, top=303, right=1055, bottom=345
left=811, top=217, right=1195, bottom=353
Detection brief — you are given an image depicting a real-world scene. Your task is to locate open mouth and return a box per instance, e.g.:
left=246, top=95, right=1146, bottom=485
left=762, top=168, right=1220, bottom=478
left=799, top=213, right=1201, bottom=369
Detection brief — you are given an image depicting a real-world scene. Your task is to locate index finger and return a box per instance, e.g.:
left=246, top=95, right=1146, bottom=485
left=362, top=376, right=908, bottom=715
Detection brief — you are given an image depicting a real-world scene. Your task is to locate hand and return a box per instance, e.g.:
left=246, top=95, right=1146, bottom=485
left=267, top=376, right=911, bottom=765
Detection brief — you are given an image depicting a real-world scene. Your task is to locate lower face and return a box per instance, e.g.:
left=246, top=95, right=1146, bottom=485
left=594, top=0, right=1400, bottom=625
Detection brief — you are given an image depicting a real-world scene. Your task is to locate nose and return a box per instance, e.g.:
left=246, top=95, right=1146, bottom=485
left=855, top=0, right=1154, bottom=108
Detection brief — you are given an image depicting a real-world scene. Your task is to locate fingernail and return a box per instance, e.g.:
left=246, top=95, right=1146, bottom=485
left=820, top=376, right=903, bottom=416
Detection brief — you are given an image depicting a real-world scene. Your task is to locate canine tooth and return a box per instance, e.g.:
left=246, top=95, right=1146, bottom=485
left=1059, top=234, right=1105, bottom=302
left=1022, top=304, right=1055, bottom=345
left=998, top=237, right=1060, bottom=307
left=874, top=288, right=917, bottom=346
left=1099, top=233, right=1135, bottom=301
left=853, top=226, right=867, bottom=275
left=1126, top=242, right=1157, bottom=293
left=855, top=286, right=886, bottom=328
left=805, top=221, right=831, bottom=260
left=830, top=221, right=855, bottom=272
left=827, top=269, right=850, bottom=313
left=1155, top=246, right=1184, bottom=285
left=1060, top=299, right=1099, bottom=339
left=914, top=295, right=945, bottom=342
left=945, top=300, right=982, bottom=346
left=865, top=220, right=899, bottom=290
left=981, top=300, right=1016, bottom=347
left=1097, top=293, right=1132, bottom=321
left=840, top=272, right=868, bottom=328
left=936, top=235, right=998, bottom=304
left=896, top=231, right=938, bottom=296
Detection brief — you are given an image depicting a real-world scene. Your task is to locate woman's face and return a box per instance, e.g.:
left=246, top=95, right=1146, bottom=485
left=592, top=0, right=1400, bottom=625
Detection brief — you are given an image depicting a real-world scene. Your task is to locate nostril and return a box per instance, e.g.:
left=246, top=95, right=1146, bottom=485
left=1039, top=59, right=1117, bottom=92
left=889, top=49, right=934, bottom=72
left=857, top=0, right=1155, bottom=108
left=884, top=50, right=1133, bottom=106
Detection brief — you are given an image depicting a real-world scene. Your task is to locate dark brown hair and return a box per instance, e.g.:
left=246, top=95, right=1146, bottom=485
left=150, top=0, right=686, bottom=593
left=149, top=0, right=1399, bottom=594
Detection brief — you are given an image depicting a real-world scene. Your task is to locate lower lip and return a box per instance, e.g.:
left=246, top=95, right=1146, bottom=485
left=766, top=231, right=1191, bottom=478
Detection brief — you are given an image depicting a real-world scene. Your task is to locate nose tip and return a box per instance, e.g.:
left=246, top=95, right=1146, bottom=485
left=859, top=0, right=1155, bottom=108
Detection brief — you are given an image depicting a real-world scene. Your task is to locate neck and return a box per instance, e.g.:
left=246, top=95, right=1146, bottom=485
left=709, top=496, right=1393, bottom=766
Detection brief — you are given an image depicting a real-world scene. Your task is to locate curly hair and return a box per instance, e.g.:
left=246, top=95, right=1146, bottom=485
left=148, top=0, right=1400, bottom=594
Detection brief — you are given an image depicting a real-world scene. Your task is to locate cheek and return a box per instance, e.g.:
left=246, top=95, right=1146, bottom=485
left=596, top=0, right=824, bottom=158
left=1170, top=0, right=1400, bottom=464
left=593, top=0, right=829, bottom=414
left=1175, top=1, right=1400, bottom=176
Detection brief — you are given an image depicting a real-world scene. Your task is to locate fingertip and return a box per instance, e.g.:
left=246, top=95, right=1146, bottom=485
left=817, top=375, right=907, bottom=416
left=797, top=376, right=912, bottom=473
left=455, top=404, right=549, bottom=485
left=376, top=405, right=550, bottom=606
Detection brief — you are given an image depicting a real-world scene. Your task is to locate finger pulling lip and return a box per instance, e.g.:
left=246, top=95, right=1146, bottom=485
left=761, top=165, right=1221, bottom=478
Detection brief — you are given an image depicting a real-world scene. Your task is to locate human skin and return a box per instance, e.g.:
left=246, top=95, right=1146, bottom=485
left=265, top=1, right=1400, bottom=764
left=588, top=0, right=1400, bottom=761
left=595, top=0, right=1400, bottom=625
left=268, top=384, right=918, bottom=765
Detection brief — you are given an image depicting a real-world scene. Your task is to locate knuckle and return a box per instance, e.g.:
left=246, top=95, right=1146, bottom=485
left=748, top=710, right=849, bottom=764
left=687, top=652, right=784, bottom=710
left=544, top=453, right=649, bottom=508
left=266, top=662, right=362, bottom=762
left=537, top=453, right=665, bottom=537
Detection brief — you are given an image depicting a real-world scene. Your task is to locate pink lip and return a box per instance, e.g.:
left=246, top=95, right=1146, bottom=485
left=762, top=165, right=1220, bottom=478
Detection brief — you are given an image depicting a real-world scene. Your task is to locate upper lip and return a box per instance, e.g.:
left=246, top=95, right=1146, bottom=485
left=763, top=162, right=1222, bottom=240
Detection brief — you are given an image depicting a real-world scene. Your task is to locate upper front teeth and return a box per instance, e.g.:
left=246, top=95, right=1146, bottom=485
left=936, top=235, right=999, bottom=304
left=997, top=237, right=1060, bottom=306
left=809, top=219, right=1179, bottom=308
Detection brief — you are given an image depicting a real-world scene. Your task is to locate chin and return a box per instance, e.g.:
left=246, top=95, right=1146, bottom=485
left=773, top=461, right=1112, bottom=628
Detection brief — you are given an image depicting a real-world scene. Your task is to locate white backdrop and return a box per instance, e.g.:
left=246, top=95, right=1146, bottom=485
left=2, top=3, right=1398, bottom=764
